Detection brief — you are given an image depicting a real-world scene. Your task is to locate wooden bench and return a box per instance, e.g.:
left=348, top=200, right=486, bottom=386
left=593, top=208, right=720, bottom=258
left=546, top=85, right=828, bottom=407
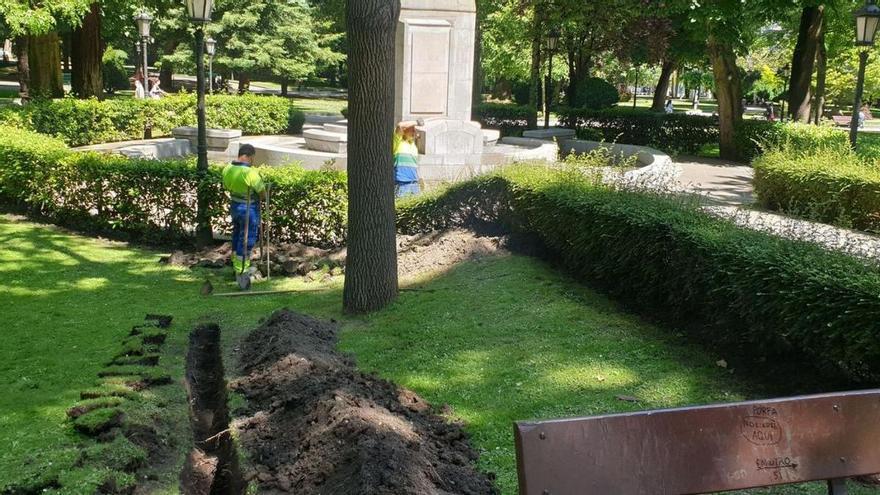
left=833, top=115, right=854, bottom=127
left=515, top=390, right=880, bottom=494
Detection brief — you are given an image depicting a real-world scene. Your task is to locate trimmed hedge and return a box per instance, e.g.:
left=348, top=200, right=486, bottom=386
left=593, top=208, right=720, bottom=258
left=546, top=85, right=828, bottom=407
left=736, top=120, right=850, bottom=162
left=4, top=94, right=306, bottom=147
left=0, top=126, right=346, bottom=246
left=399, top=168, right=880, bottom=381
left=473, top=103, right=535, bottom=137
left=753, top=147, right=880, bottom=232
left=557, top=107, right=719, bottom=153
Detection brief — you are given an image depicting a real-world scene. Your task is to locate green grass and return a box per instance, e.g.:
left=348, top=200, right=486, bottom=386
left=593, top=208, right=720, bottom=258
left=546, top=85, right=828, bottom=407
left=291, top=97, right=347, bottom=115
left=1, top=214, right=877, bottom=494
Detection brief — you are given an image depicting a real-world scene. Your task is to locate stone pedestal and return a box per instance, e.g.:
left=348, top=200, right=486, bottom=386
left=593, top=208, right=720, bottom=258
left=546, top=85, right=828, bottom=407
left=303, top=129, right=347, bottom=153
left=171, top=127, right=242, bottom=159
left=417, top=118, right=483, bottom=155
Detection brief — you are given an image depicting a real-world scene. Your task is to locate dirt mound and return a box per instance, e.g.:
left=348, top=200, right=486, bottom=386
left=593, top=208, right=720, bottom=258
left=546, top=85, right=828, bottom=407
left=231, top=310, right=498, bottom=495
left=161, top=229, right=507, bottom=281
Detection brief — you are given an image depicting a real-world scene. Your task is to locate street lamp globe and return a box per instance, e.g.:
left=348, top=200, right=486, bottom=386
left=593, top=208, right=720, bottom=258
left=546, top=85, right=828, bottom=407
left=855, top=0, right=880, bottom=46
left=548, top=29, right=561, bottom=51
left=186, top=0, right=214, bottom=23
left=205, top=37, right=216, bottom=56
left=134, top=12, right=152, bottom=39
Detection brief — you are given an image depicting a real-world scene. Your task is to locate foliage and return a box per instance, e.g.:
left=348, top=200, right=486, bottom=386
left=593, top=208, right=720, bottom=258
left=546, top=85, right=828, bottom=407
left=558, top=107, right=718, bottom=153
left=399, top=166, right=880, bottom=382
left=473, top=103, right=536, bottom=137
left=0, top=126, right=347, bottom=246
left=7, top=94, right=306, bottom=146
left=744, top=64, right=786, bottom=102
left=570, top=77, right=620, bottom=110
left=735, top=120, right=850, bottom=162
left=102, top=46, right=130, bottom=94
left=754, top=146, right=880, bottom=232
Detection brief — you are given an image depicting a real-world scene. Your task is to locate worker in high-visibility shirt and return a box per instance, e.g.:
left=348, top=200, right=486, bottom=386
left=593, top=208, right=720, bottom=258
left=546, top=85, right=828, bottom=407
left=393, top=121, right=420, bottom=197
left=222, top=144, right=265, bottom=289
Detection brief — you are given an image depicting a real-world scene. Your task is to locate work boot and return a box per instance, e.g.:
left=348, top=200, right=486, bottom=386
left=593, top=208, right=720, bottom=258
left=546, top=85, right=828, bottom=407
left=236, top=272, right=252, bottom=291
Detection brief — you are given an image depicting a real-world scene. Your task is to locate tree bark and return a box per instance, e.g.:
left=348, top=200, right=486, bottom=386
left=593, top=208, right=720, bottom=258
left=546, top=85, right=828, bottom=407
left=813, top=30, right=827, bottom=124
left=342, top=0, right=400, bottom=314
left=651, top=59, right=675, bottom=111
left=160, top=40, right=179, bottom=91
left=28, top=32, right=64, bottom=98
left=70, top=2, right=103, bottom=99
left=527, top=8, right=541, bottom=128
left=708, top=36, right=743, bottom=161
left=788, top=5, right=824, bottom=122
left=237, top=72, right=250, bottom=94
left=280, top=79, right=289, bottom=97
left=14, top=36, right=30, bottom=102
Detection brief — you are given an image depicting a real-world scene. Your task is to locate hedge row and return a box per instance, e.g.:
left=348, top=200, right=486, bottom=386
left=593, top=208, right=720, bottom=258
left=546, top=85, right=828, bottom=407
left=557, top=107, right=719, bottom=154
left=472, top=103, right=535, bottom=137
left=398, top=168, right=880, bottom=382
left=753, top=147, right=880, bottom=233
left=0, top=126, right=345, bottom=246
left=0, top=94, right=306, bottom=147
left=735, top=120, right=850, bottom=162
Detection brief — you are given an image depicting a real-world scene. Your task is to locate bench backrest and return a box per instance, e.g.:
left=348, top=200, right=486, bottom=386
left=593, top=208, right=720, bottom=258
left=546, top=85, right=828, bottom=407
left=515, top=390, right=880, bottom=494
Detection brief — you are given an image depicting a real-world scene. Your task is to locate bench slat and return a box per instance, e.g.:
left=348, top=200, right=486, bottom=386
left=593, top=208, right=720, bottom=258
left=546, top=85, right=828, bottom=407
left=515, top=390, right=880, bottom=494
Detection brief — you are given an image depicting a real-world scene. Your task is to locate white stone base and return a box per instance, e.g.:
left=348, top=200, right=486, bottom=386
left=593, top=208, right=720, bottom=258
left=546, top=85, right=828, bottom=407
left=171, top=127, right=242, bottom=159
left=303, top=129, right=347, bottom=153
left=522, top=127, right=577, bottom=141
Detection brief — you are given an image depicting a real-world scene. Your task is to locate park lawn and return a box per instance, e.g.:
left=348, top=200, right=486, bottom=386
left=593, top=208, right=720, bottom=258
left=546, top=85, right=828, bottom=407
left=1, top=214, right=877, bottom=493
left=291, top=97, right=347, bottom=115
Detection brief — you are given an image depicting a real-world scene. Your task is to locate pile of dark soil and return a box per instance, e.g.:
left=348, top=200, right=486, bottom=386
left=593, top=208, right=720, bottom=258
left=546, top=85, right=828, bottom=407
left=231, top=310, right=498, bottom=494
left=161, top=229, right=508, bottom=281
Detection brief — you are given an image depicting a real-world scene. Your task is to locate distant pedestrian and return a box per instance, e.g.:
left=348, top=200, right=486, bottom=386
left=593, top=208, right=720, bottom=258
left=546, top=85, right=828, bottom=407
left=394, top=121, right=420, bottom=198
left=133, top=68, right=146, bottom=99
left=664, top=99, right=674, bottom=114
left=148, top=78, right=167, bottom=99
left=765, top=102, right=776, bottom=122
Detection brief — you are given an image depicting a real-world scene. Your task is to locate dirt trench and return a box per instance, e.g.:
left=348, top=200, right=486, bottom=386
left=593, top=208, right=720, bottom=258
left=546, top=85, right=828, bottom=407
left=230, top=309, right=498, bottom=495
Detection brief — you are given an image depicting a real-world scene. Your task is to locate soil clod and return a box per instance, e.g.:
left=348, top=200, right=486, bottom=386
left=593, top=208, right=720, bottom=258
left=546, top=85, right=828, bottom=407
left=232, top=310, right=498, bottom=494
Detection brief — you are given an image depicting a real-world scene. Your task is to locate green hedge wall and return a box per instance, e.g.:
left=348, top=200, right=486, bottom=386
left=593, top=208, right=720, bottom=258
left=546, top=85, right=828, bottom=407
left=3, top=94, right=306, bottom=147
left=557, top=107, right=719, bottom=153
left=399, top=168, right=880, bottom=381
left=735, top=120, right=850, bottom=162
left=753, top=147, right=880, bottom=233
left=472, top=103, right=535, bottom=137
left=0, top=126, right=345, bottom=246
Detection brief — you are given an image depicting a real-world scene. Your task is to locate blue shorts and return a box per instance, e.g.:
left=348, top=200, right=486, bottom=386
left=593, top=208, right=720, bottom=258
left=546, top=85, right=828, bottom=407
left=396, top=182, right=420, bottom=198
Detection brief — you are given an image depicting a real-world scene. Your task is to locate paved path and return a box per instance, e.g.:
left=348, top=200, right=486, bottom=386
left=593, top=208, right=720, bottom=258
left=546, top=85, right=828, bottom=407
left=674, top=155, right=754, bottom=206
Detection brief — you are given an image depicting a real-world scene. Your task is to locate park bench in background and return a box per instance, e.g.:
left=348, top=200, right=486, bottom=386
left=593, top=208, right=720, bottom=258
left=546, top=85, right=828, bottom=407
left=833, top=115, right=854, bottom=127
left=515, top=390, right=880, bottom=494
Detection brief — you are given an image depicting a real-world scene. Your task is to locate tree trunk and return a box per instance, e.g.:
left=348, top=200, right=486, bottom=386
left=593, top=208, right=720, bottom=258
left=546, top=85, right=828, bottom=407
left=14, top=37, right=30, bottom=102
left=527, top=9, right=541, bottom=128
left=813, top=30, right=827, bottom=124
left=342, top=0, right=400, bottom=314
left=788, top=5, right=824, bottom=122
left=28, top=32, right=64, bottom=98
left=237, top=72, right=250, bottom=94
left=651, top=59, right=675, bottom=111
left=160, top=40, right=179, bottom=91
left=70, top=2, right=103, bottom=99
left=280, top=79, right=289, bottom=96
left=708, top=36, right=743, bottom=161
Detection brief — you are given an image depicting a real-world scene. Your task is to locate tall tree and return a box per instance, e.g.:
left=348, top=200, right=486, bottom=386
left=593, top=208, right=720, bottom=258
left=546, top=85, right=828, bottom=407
left=70, top=2, right=103, bottom=98
left=813, top=29, right=828, bottom=123
left=651, top=59, right=675, bottom=111
left=342, top=0, right=400, bottom=314
left=13, top=35, right=29, bottom=101
left=707, top=36, right=742, bottom=159
left=788, top=4, right=825, bottom=121
left=29, top=32, right=64, bottom=97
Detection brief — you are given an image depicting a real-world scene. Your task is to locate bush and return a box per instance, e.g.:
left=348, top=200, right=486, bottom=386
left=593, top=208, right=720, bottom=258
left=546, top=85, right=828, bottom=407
left=0, top=126, right=347, bottom=246
left=102, top=47, right=130, bottom=94
left=736, top=120, right=850, bottom=162
left=473, top=103, right=536, bottom=137
left=7, top=94, right=306, bottom=146
left=753, top=147, right=880, bottom=232
left=399, top=167, right=880, bottom=382
left=571, top=77, right=620, bottom=109
left=558, top=107, right=718, bottom=153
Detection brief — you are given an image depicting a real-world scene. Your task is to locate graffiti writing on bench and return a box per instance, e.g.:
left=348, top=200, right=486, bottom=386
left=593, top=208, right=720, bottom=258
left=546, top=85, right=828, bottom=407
left=742, top=405, right=785, bottom=446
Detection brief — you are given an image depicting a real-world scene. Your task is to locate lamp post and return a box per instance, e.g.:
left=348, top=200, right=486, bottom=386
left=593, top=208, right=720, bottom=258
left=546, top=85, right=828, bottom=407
left=186, top=0, right=214, bottom=245
left=205, top=37, right=216, bottom=94
left=544, top=29, right=560, bottom=129
left=134, top=12, right=152, bottom=137
left=851, top=0, right=880, bottom=148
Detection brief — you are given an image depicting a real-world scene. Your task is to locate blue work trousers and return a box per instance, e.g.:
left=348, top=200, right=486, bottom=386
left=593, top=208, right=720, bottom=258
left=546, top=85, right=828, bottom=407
left=231, top=201, right=260, bottom=261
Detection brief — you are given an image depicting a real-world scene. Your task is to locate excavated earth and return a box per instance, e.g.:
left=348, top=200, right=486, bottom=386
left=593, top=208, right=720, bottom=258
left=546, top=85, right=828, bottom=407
left=230, top=310, right=499, bottom=495
left=161, top=229, right=508, bottom=280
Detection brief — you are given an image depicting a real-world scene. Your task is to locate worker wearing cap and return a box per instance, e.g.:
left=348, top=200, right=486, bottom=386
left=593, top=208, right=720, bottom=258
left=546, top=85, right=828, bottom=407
left=393, top=121, right=420, bottom=197
left=222, top=144, right=265, bottom=285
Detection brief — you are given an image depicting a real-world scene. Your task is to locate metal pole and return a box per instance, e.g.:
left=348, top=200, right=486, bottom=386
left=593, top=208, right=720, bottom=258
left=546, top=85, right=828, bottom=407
left=544, top=51, right=552, bottom=129
left=633, top=66, right=639, bottom=110
left=851, top=50, right=870, bottom=148
left=142, top=37, right=152, bottom=139
left=195, top=24, right=212, bottom=245
left=209, top=56, right=213, bottom=95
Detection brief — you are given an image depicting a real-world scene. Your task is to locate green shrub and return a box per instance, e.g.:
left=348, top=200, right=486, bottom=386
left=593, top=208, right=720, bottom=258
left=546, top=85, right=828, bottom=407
left=736, top=120, right=850, bottom=162
left=0, top=126, right=347, bottom=246
left=102, top=47, right=130, bottom=94
left=473, top=102, right=536, bottom=137
left=558, top=107, right=718, bottom=153
left=6, top=94, right=305, bottom=146
left=399, top=167, right=880, bottom=382
left=571, top=77, right=620, bottom=109
left=753, top=147, right=880, bottom=232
